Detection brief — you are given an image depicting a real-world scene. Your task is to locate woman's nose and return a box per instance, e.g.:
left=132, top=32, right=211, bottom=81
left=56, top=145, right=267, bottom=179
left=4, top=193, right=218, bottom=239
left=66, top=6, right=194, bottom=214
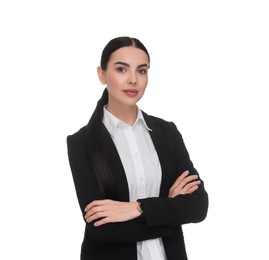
left=127, top=71, right=137, bottom=85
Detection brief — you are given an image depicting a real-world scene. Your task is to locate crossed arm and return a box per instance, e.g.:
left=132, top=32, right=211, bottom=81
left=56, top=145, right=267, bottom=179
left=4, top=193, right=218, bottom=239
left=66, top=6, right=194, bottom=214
left=84, top=170, right=201, bottom=227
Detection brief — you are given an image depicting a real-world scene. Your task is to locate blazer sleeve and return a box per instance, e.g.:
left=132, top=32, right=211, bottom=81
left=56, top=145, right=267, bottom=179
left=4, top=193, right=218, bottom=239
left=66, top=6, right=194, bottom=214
left=67, top=131, right=177, bottom=243
left=138, top=122, right=209, bottom=227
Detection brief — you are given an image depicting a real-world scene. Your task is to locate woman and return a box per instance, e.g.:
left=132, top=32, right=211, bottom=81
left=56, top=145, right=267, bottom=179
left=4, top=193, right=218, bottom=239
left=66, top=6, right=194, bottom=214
left=67, top=36, right=208, bottom=260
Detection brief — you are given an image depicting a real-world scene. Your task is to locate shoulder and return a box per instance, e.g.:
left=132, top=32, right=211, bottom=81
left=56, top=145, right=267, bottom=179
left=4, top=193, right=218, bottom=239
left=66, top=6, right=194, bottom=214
left=142, top=111, right=179, bottom=132
left=66, top=120, right=107, bottom=151
left=67, top=126, right=87, bottom=146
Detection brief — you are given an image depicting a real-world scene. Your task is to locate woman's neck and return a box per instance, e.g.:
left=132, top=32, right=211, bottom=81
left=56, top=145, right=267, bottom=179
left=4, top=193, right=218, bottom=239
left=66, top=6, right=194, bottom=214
left=106, top=103, right=138, bottom=126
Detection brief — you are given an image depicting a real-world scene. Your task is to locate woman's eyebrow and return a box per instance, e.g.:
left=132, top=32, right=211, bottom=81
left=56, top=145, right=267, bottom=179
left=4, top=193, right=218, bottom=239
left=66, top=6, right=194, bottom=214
left=138, top=64, right=149, bottom=68
left=114, top=61, right=149, bottom=68
left=114, top=61, right=130, bottom=67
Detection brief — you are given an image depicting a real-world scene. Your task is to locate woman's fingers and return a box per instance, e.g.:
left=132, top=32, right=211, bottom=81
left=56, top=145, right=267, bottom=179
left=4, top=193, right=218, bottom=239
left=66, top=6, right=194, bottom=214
left=83, top=200, right=140, bottom=226
left=84, top=199, right=107, bottom=212
left=170, top=171, right=199, bottom=191
left=169, top=170, right=190, bottom=190
left=186, top=184, right=199, bottom=194
left=182, top=180, right=201, bottom=193
left=84, top=200, right=109, bottom=223
left=169, top=170, right=201, bottom=198
left=179, top=175, right=200, bottom=190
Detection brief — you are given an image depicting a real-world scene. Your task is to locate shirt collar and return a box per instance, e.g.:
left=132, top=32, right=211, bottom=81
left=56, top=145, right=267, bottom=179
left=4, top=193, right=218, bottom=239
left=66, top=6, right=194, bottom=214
left=103, top=106, right=152, bottom=137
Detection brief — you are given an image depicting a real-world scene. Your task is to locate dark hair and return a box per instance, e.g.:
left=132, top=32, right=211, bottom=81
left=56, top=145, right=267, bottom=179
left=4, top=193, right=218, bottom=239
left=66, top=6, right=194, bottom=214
left=100, top=36, right=150, bottom=70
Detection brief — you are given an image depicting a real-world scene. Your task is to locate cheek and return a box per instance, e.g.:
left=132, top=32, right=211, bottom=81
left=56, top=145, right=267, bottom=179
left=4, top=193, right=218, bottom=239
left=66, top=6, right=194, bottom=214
left=106, top=74, right=122, bottom=87
left=141, top=76, right=148, bottom=88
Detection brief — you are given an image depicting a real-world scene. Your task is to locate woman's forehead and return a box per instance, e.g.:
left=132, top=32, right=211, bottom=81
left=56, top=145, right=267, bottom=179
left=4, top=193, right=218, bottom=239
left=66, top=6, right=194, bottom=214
left=109, top=46, right=149, bottom=65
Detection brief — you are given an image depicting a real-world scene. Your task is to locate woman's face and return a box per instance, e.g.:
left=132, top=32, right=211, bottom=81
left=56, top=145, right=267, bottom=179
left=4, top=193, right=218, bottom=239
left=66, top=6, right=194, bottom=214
left=98, top=46, right=149, bottom=109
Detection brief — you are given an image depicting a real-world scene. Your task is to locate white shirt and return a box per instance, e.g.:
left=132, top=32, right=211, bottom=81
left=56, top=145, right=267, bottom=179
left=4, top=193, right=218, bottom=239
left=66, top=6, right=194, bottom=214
left=103, top=107, right=167, bottom=260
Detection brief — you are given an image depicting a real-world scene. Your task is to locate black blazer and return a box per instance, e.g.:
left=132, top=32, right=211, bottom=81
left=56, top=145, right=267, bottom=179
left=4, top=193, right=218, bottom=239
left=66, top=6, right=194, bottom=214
left=67, top=89, right=208, bottom=260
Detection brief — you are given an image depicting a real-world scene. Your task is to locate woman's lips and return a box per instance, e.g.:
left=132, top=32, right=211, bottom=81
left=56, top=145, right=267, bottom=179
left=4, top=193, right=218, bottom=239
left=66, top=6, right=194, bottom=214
left=123, top=89, right=138, bottom=97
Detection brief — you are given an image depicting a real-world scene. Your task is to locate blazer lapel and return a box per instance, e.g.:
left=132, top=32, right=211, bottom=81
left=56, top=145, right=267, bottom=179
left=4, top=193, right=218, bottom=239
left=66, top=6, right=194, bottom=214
left=101, top=125, right=130, bottom=201
left=143, top=112, right=174, bottom=197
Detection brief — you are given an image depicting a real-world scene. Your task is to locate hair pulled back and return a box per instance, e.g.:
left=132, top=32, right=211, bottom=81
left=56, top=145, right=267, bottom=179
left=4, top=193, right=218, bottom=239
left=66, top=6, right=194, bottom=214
left=100, top=36, right=150, bottom=70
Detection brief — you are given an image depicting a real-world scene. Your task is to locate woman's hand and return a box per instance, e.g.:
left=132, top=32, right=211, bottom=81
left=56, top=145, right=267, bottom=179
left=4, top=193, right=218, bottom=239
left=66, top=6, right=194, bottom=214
left=169, top=170, right=201, bottom=198
left=84, top=200, right=141, bottom=227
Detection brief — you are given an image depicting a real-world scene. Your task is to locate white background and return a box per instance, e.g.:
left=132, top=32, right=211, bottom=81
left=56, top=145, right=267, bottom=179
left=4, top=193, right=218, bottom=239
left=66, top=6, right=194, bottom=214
left=1, top=1, right=268, bottom=259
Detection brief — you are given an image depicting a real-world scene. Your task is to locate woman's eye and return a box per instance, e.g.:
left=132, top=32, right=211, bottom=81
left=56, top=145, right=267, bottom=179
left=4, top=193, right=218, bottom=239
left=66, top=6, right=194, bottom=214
left=139, top=68, right=148, bottom=74
left=116, top=67, right=126, bottom=72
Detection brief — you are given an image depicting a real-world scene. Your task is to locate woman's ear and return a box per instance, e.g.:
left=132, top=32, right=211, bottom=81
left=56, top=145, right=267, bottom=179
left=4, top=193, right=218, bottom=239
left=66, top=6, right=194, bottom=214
left=97, top=66, right=106, bottom=85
